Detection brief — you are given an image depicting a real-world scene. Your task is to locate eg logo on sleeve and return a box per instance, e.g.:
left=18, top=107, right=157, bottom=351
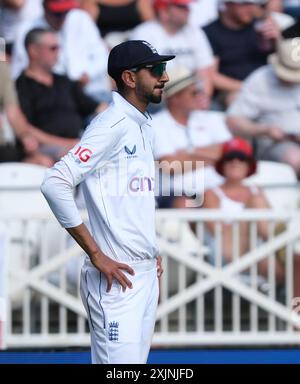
left=74, top=146, right=93, bottom=163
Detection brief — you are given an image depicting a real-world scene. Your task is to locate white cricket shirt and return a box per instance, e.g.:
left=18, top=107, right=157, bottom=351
left=41, top=92, right=158, bottom=262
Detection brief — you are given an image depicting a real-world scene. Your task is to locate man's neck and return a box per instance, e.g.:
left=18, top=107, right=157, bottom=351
left=25, top=64, right=53, bottom=86
left=122, top=92, right=148, bottom=114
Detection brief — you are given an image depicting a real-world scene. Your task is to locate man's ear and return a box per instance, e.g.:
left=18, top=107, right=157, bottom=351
left=122, top=70, right=136, bottom=89
left=27, top=44, right=36, bottom=59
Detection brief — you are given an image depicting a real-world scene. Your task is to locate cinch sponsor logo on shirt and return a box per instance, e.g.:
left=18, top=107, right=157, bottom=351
left=74, top=146, right=92, bottom=163
left=128, top=176, right=155, bottom=192
left=125, top=145, right=137, bottom=159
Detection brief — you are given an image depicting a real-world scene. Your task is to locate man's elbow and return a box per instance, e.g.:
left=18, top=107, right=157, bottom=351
left=226, top=116, right=242, bottom=136
left=40, top=176, right=50, bottom=199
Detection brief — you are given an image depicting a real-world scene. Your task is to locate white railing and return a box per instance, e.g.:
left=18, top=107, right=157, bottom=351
left=1, top=209, right=300, bottom=349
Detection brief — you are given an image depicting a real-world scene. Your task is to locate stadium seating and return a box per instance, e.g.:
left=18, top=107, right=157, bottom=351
left=0, top=163, right=56, bottom=302
left=245, top=160, right=299, bottom=210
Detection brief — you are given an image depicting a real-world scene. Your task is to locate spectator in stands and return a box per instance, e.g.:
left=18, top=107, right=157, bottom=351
left=202, top=137, right=300, bottom=297
left=130, top=0, right=215, bottom=96
left=203, top=0, right=281, bottom=107
left=11, top=0, right=111, bottom=102
left=0, top=0, right=43, bottom=57
left=16, top=28, right=105, bottom=162
left=227, top=38, right=300, bottom=177
left=0, top=61, right=53, bottom=165
left=0, top=0, right=27, bottom=57
left=79, top=0, right=154, bottom=45
left=152, top=66, right=231, bottom=208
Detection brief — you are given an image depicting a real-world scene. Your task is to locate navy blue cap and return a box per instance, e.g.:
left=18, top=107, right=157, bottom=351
left=107, top=40, right=175, bottom=79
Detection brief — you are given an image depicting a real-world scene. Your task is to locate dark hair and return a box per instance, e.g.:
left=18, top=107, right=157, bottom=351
left=24, top=27, right=55, bottom=52
left=112, top=71, right=126, bottom=92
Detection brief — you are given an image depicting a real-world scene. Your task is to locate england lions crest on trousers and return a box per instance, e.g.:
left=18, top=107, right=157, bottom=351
left=108, top=321, right=119, bottom=341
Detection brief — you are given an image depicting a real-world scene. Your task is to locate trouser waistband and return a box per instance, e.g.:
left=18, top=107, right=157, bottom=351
left=125, top=258, right=156, bottom=272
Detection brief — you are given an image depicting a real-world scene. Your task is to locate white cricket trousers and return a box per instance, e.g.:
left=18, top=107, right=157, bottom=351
left=80, top=258, right=159, bottom=364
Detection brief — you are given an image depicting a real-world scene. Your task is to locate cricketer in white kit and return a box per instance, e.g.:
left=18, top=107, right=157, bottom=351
left=41, top=40, right=175, bottom=364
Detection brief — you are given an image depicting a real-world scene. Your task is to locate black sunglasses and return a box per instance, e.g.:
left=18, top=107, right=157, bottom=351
left=130, top=62, right=167, bottom=77
left=48, top=11, right=68, bottom=19
left=223, top=152, right=250, bottom=162
left=39, top=44, right=60, bottom=51
left=172, top=4, right=189, bottom=10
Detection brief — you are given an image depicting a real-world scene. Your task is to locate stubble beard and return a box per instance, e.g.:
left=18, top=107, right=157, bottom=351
left=137, top=82, right=163, bottom=105
left=149, top=93, right=162, bottom=104
left=147, top=86, right=164, bottom=104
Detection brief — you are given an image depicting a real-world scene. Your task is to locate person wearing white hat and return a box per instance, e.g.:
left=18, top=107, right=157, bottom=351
left=152, top=66, right=232, bottom=208
left=227, top=38, right=300, bottom=176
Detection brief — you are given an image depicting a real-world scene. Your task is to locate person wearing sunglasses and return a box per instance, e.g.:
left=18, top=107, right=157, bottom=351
left=11, top=0, right=111, bottom=103
left=41, top=40, right=175, bottom=364
left=16, top=27, right=106, bottom=163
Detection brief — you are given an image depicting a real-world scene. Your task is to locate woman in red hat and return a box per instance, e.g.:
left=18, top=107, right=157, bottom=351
left=202, top=136, right=300, bottom=309
left=203, top=137, right=287, bottom=279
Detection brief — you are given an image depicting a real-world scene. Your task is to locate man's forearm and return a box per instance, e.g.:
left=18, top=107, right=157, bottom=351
left=158, top=151, right=207, bottom=174
left=213, top=72, right=242, bottom=93
left=6, top=104, right=30, bottom=138
left=6, top=104, right=76, bottom=147
left=66, top=223, right=105, bottom=263
left=194, top=144, right=222, bottom=162
left=226, top=116, right=270, bottom=137
left=4, top=0, right=24, bottom=9
left=27, top=124, right=78, bottom=147
left=198, top=67, right=214, bottom=97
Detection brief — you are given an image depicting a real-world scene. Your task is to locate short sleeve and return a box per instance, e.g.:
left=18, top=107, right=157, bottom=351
left=227, top=70, right=264, bottom=120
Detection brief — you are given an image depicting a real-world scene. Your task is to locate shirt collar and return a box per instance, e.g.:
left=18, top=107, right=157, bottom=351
left=112, top=91, right=149, bottom=126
